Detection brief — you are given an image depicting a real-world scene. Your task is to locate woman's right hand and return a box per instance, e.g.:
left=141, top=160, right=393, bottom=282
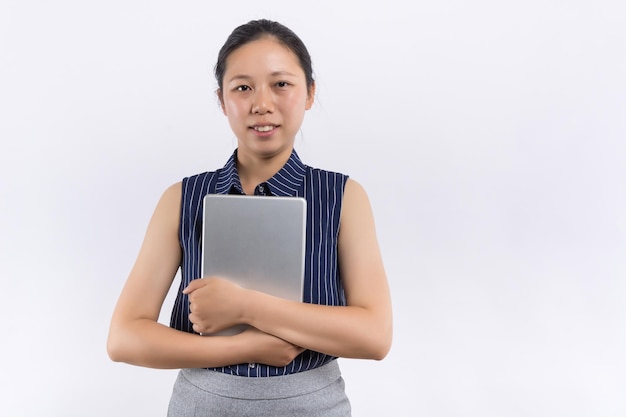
left=237, top=327, right=305, bottom=367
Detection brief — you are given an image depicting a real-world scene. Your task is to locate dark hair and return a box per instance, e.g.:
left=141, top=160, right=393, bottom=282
left=214, top=19, right=314, bottom=92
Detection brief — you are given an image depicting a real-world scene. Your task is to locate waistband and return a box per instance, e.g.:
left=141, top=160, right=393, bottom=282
left=179, top=360, right=342, bottom=400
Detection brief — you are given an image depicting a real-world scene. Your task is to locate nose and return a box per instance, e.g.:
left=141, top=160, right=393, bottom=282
left=251, top=87, right=274, bottom=114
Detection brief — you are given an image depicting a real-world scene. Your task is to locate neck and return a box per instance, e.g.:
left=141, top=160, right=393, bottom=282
left=236, top=148, right=292, bottom=194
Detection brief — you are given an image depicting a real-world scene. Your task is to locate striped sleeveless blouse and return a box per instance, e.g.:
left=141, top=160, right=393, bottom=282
left=170, top=149, right=349, bottom=377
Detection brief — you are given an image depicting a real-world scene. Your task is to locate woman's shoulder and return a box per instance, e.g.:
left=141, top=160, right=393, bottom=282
left=157, top=169, right=217, bottom=202
left=304, top=163, right=348, bottom=178
left=178, top=169, right=225, bottom=196
left=182, top=169, right=221, bottom=184
left=342, top=178, right=368, bottom=202
left=303, top=164, right=350, bottom=191
left=157, top=181, right=183, bottom=206
left=154, top=169, right=218, bottom=209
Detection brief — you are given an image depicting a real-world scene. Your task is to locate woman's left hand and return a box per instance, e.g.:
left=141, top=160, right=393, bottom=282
left=183, top=277, right=246, bottom=334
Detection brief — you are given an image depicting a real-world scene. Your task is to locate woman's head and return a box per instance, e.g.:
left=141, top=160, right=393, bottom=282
left=215, top=19, right=314, bottom=94
left=215, top=20, right=316, bottom=163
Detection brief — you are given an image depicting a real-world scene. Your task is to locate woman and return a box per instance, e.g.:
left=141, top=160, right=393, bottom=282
left=107, top=19, right=392, bottom=416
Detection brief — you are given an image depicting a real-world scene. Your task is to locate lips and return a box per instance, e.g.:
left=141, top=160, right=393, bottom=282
left=252, top=125, right=278, bottom=132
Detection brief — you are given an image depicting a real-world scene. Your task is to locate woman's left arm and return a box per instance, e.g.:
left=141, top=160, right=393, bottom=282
left=186, top=179, right=393, bottom=360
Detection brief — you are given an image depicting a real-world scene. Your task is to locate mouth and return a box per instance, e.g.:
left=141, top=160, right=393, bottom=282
left=251, top=124, right=279, bottom=132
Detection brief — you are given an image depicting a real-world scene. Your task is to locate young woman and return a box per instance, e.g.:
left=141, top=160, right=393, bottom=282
left=107, top=19, right=392, bottom=416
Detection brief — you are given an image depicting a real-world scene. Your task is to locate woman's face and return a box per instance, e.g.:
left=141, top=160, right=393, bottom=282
left=219, top=37, right=314, bottom=161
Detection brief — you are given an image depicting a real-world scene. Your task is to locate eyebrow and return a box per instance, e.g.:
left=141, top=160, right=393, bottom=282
left=227, top=71, right=299, bottom=83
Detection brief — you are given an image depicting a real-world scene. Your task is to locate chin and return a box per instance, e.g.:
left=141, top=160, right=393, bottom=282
left=243, top=140, right=293, bottom=158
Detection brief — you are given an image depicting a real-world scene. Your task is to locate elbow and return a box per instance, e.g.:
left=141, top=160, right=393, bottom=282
left=106, top=333, right=122, bottom=362
left=106, top=326, right=129, bottom=363
left=362, top=323, right=392, bottom=361
left=373, top=318, right=393, bottom=360
left=370, top=332, right=392, bottom=361
left=371, top=344, right=391, bottom=361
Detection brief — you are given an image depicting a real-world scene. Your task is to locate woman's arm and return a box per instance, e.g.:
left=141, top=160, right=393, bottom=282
left=186, top=179, right=393, bottom=360
left=106, top=183, right=303, bottom=369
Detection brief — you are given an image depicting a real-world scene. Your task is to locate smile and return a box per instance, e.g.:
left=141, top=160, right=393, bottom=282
left=252, top=125, right=277, bottom=132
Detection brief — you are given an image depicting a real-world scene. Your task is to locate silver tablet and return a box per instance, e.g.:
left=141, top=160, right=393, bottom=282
left=200, top=194, right=306, bottom=335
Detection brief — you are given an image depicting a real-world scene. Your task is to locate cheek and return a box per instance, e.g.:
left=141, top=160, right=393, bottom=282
left=283, top=92, right=308, bottom=114
left=224, top=100, right=245, bottom=120
left=290, top=99, right=309, bottom=125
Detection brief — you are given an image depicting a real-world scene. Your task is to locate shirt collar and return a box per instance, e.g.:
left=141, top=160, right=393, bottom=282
left=215, top=149, right=307, bottom=197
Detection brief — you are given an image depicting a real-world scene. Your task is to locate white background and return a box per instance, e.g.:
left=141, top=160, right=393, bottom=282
left=1, top=1, right=625, bottom=416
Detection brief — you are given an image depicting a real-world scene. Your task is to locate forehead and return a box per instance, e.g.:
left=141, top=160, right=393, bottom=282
left=224, top=37, right=303, bottom=78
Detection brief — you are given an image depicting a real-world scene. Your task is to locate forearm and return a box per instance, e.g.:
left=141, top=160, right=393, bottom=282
left=107, top=319, right=247, bottom=369
left=242, top=291, right=392, bottom=360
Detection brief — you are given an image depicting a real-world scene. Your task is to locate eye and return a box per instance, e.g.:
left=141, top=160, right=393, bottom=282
left=235, top=85, right=251, bottom=92
left=276, top=81, right=290, bottom=88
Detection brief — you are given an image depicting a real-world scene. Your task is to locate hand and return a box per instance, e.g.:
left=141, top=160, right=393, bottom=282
left=183, top=277, right=246, bottom=334
left=237, top=327, right=305, bottom=367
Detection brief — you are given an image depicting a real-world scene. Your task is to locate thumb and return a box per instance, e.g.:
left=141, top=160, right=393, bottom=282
left=182, top=278, right=206, bottom=294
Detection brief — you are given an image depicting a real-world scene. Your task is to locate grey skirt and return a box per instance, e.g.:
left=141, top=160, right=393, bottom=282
left=167, top=360, right=351, bottom=417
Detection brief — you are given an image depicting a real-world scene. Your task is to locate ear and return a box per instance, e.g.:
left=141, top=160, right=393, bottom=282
left=217, top=89, right=227, bottom=115
left=305, top=81, right=316, bottom=110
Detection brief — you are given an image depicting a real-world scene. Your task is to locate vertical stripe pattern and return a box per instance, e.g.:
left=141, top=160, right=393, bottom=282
left=170, top=150, right=348, bottom=377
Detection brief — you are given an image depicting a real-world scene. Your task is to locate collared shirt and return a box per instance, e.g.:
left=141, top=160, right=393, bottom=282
left=170, top=149, right=349, bottom=377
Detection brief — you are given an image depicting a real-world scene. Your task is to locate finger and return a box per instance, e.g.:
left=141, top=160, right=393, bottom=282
left=183, top=278, right=206, bottom=294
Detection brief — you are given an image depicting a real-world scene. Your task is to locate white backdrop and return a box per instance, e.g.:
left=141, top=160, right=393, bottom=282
left=1, top=1, right=625, bottom=416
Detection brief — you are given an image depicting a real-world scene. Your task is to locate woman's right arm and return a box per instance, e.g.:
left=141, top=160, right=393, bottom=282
left=106, top=183, right=302, bottom=369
